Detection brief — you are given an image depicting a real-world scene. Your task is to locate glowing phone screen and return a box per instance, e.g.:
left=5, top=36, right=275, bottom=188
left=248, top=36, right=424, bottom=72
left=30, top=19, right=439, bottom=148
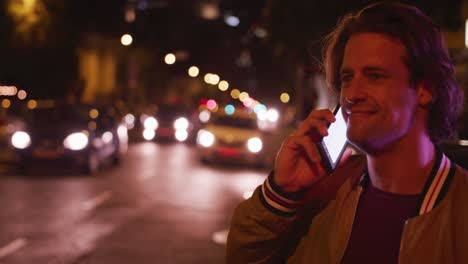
left=322, top=107, right=348, bottom=167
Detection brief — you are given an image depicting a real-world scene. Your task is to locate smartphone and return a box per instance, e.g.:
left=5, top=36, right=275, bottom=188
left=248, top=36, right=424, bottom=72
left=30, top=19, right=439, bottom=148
left=318, top=105, right=348, bottom=172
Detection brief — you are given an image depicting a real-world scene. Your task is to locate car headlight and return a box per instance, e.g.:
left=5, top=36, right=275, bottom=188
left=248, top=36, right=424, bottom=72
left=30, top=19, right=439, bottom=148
left=117, top=125, right=128, bottom=139
left=175, top=130, right=188, bottom=142
left=124, top=114, right=135, bottom=128
left=143, top=129, right=155, bottom=141
left=199, top=110, right=211, bottom=123
left=174, top=117, right=189, bottom=131
left=11, top=131, right=31, bottom=149
left=197, top=129, right=215, bottom=147
left=63, top=132, right=89, bottom=150
left=102, top=131, right=113, bottom=144
left=143, top=117, right=158, bottom=130
left=247, top=137, right=263, bottom=153
left=267, top=109, right=279, bottom=122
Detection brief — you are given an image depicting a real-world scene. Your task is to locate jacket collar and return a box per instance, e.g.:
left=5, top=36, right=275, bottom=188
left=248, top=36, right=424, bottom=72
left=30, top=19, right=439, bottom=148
left=415, top=151, right=455, bottom=215
left=358, top=150, right=455, bottom=216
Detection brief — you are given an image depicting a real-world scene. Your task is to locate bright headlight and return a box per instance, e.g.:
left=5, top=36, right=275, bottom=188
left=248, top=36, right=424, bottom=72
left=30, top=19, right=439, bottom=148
left=124, top=114, right=135, bottom=126
left=63, top=132, right=89, bottom=150
left=143, top=129, right=155, bottom=141
left=102, top=131, right=113, bottom=144
left=267, top=109, right=279, bottom=122
left=11, top=131, right=31, bottom=149
left=197, top=129, right=215, bottom=147
left=247, top=137, right=263, bottom=153
left=117, top=125, right=128, bottom=139
left=199, top=110, right=211, bottom=123
left=175, top=130, right=188, bottom=142
left=174, top=117, right=189, bottom=130
left=144, top=117, right=158, bottom=130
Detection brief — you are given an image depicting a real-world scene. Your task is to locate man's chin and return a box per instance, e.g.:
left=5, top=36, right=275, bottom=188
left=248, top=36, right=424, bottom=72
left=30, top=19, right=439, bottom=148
left=347, top=131, right=367, bottom=143
left=347, top=133, right=373, bottom=152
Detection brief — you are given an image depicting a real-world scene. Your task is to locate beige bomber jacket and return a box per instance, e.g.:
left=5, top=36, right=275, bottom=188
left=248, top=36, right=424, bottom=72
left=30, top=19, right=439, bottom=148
left=226, top=153, right=468, bottom=263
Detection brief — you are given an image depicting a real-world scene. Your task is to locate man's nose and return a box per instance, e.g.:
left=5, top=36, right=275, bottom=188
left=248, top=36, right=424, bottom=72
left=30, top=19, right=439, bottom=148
left=343, top=76, right=367, bottom=104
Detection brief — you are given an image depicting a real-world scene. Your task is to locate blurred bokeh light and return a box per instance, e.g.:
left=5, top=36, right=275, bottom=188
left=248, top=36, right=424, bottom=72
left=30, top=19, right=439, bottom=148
left=121, top=34, right=133, bottom=46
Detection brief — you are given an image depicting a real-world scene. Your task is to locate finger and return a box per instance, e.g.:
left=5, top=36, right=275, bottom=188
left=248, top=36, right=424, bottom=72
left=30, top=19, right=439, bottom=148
left=295, top=118, right=329, bottom=137
left=295, top=110, right=335, bottom=136
left=285, top=135, right=322, bottom=163
left=307, top=109, right=336, bottom=122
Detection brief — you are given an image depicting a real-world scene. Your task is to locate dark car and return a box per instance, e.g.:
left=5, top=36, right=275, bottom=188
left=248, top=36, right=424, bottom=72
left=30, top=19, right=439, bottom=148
left=140, top=103, right=194, bottom=143
left=11, top=102, right=127, bottom=174
left=0, top=107, right=24, bottom=163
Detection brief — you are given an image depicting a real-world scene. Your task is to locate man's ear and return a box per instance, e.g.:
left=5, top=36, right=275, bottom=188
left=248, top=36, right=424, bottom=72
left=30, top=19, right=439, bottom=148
left=416, top=81, right=434, bottom=106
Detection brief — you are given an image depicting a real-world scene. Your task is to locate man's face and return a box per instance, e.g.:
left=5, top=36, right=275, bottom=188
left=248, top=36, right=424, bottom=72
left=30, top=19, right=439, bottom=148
left=339, top=32, right=419, bottom=153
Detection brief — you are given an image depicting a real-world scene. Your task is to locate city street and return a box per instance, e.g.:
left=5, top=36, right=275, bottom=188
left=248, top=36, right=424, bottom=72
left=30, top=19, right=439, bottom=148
left=0, top=142, right=268, bottom=264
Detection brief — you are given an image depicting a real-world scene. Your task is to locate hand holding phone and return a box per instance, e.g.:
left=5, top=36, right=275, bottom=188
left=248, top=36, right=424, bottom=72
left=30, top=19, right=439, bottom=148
left=273, top=107, right=348, bottom=193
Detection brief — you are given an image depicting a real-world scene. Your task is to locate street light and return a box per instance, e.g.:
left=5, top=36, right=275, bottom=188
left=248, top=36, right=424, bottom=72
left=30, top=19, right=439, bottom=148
left=280, top=92, right=290, bottom=103
left=17, top=90, right=27, bottom=100
left=209, top=74, right=220, bottom=85
left=224, top=14, right=240, bottom=27
left=188, top=66, right=199, bottom=77
left=230, top=89, right=240, bottom=99
left=204, top=73, right=213, bottom=84
left=218, top=80, right=229, bottom=91
left=164, top=53, right=176, bottom=65
left=121, top=34, right=133, bottom=46
left=2, top=99, right=11, bottom=108
left=239, top=92, right=249, bottom=102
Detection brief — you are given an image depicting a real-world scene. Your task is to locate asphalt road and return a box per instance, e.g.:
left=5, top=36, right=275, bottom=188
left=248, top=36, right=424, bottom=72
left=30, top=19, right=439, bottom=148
left=0, top=142, right=269, bottom=264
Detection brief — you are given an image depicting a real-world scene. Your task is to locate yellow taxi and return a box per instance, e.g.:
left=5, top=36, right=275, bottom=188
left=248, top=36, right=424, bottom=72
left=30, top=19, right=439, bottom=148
left=196, top=111, right=265, bottom=166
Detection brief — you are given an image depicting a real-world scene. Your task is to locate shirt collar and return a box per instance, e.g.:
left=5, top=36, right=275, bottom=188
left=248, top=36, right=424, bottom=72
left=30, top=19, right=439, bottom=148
left=358, top=150, right=455, bottom=216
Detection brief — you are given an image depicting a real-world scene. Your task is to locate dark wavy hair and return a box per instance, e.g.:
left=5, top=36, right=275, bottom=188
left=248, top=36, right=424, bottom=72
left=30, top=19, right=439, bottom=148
left=322, top=2, right=463, bottom=144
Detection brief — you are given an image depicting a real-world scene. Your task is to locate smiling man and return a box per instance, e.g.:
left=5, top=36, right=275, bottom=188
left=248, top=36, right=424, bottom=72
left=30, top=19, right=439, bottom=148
left=226, top=2, right=468, bottom=263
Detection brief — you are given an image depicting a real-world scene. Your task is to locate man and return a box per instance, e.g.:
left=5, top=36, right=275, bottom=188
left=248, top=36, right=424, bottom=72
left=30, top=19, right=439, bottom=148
left=226, top=2, right=468, bottom=263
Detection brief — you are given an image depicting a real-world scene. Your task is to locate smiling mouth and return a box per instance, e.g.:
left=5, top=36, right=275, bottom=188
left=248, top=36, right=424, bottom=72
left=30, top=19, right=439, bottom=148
left=348, top=111, right=375, bottom=115
left=346, top=111, right=376, bottom=121
left=345, top=107, right=376, bottom=115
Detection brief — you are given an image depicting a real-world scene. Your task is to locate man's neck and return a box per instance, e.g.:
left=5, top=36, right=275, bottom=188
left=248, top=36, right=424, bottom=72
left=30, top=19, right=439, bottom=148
left=366, top=134, right=436, bottom=195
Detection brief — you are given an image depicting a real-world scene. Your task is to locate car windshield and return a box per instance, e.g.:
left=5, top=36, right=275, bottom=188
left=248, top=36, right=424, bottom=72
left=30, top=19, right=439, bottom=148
left=213, top=116, right=257, bottom=129
left=26, top=106, right=88, bottom=127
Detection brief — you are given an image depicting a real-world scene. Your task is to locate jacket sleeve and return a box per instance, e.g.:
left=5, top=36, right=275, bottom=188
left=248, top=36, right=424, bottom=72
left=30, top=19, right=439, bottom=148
left=225, top=174, right=306, bottom=263
left=225, top=155, right=366, bottom=263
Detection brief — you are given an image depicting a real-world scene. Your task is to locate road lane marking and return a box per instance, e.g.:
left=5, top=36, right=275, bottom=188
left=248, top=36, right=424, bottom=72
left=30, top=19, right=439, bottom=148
left=82, top=191, right=113, bottom=211
left=0, top=238, right=27, bottom=259
left=211, top=229, right=229, bottom=245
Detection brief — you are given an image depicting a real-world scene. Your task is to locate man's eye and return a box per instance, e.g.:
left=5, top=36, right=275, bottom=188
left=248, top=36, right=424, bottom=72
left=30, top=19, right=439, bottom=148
left=369, top=73, right=383, bottom=80
left=341, top=75, right=352, bottom=83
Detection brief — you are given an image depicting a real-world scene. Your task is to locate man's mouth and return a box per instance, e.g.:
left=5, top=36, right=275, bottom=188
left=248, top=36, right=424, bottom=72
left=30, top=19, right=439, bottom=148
left=345, top=107, right=377, bottom=119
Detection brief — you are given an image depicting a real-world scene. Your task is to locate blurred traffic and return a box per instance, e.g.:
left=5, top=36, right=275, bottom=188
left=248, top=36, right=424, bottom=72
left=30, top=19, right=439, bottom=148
left=2, top=100, right=128, bottom=174
left=128, top=103, right=197, bottom=143
left=0, top=94, right=294, bottom=172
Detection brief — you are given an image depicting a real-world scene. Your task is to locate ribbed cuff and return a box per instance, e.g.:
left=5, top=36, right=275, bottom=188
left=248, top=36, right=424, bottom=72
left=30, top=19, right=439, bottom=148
left=259, top=171, right=305, bottom=217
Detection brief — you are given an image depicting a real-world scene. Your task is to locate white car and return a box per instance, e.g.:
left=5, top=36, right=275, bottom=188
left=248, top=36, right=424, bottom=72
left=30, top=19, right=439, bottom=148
left=196, top=114, right=264, bottom=166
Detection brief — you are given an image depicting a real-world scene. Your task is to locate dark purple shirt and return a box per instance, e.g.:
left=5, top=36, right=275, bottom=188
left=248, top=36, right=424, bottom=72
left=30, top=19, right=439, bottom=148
left=341, top=182, right=420, bottom=264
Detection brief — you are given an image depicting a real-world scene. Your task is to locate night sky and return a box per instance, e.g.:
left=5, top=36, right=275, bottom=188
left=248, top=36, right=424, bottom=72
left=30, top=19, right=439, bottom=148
left=0, top=0, right=463, bottom=103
